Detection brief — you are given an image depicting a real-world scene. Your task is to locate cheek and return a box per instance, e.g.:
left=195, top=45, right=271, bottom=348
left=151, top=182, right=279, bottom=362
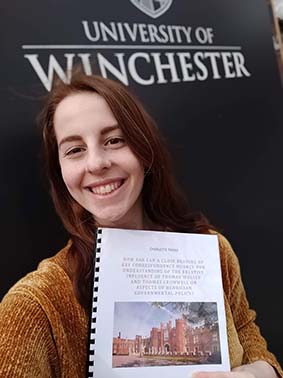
left=60, top=162, right=82, bottom=191
left=132, top=160, right=145, bottom=190
left=120, top=148, right=145, bottom=186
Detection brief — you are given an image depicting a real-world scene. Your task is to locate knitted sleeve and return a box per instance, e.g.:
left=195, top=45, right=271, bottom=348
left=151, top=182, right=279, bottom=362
left=0, top=288, right=59, bottom=378
left=218, top=234, right=283, bottom=377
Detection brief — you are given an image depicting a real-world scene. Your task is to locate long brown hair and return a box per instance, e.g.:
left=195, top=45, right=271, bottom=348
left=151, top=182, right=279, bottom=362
left=41, top=72, right=213, bottom=308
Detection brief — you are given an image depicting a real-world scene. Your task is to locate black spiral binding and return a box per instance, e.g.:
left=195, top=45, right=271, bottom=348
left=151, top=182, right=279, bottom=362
left=87, top=228, right=102, bottom=378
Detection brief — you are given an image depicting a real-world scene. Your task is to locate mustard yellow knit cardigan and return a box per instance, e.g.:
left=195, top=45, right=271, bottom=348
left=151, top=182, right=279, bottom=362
left=0, top=234, right=282, bottom=377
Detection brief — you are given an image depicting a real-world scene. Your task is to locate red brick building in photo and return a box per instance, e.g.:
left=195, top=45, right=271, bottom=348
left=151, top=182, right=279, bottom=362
left=113, top=318, right=220, bottom=356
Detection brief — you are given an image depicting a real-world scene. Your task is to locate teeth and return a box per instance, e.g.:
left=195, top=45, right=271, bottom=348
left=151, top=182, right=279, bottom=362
left=91, top=181, right=121, bottom=195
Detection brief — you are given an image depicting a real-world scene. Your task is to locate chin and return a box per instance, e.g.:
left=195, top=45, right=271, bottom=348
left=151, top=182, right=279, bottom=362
left=90, top=199, right=143, bottom=229
left=94, top=214, right=127, bottom=228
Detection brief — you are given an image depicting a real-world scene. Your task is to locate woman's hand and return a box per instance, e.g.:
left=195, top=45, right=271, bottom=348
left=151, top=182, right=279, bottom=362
left=192, top=360, right=278, bottom=378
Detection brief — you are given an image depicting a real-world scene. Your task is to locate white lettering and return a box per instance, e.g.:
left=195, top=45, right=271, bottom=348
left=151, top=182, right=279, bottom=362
left=24, top=50, right=252, bottom=90
left=81, top=21, right=210, bottom=45
left=78, top=53, right=93, bottom=75
left=124, top=23, right=138, bottom=42
left=177, top=52, right=196, bottom=81
left=82, top=21, right=100, bottom=42
left=233, top=52, right=251, bottom=77
left=158, top=25, right=169, bottom=43
left=152, top=52, right=180, bottom=84
left=171, top=26, right=182, bottom=43
left=24, top=54, right=74, bottom=91
left=138, top=24, right=150, bottom=43
left=181, top=26, right=192, bottom=44
left=167, top=26, right=175, bottom=43
left=195, top=27, right=209, bottom=44
left=194, top=52, right=208, bottom=81
left=206, top=28, right=214, bottom=44
left=147, top=24, right=162, bottom=43
left=117, top=22, right=126, bottom=42
left=204, top=52, right=221, bottom=79
left=100, top=22, right=118, bottom=42
left=222, top=52, right=236, bottom=78
left=128, top=53, right=154, bottom=85
left=97, top=53, right=128, bottom=85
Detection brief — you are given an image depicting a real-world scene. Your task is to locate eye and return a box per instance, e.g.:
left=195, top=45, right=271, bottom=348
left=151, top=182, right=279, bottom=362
left=104, top=136, right=125, bottom=148
left=64, top=146, right=86, bottom=157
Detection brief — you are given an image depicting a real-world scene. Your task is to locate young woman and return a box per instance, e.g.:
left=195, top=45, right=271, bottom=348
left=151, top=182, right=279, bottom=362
left=0, top=73, right=282, bottom=378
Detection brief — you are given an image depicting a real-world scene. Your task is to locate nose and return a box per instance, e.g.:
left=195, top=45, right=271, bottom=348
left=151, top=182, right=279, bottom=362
left=85, top=147, right=111, bottom=174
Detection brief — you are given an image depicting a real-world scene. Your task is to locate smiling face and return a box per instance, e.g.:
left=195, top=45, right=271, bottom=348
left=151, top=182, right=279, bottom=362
left=54, top=92, right=145, bottom=229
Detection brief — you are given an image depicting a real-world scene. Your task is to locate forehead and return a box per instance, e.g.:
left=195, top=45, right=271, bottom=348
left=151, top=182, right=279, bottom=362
left=54, top=91, right=117, bottom=131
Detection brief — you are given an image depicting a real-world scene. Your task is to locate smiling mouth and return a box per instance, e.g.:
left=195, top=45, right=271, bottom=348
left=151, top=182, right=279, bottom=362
left=87, top=179, right=125, bottom=196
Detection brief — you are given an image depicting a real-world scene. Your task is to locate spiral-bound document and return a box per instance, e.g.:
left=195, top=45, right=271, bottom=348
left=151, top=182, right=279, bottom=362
left=87, top=228, right=230, bottom=378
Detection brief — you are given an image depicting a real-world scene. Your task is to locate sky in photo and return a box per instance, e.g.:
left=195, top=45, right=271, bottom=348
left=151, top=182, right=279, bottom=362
left=113, top=302, right=184, bottom=339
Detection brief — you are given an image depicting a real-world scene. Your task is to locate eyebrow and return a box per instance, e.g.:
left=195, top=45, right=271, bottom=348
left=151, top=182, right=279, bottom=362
left=58, top=135, right=82, bottom=149
left=58, top=124, right=120, bottom=149
left=101, top=125, right=119, bottom=136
